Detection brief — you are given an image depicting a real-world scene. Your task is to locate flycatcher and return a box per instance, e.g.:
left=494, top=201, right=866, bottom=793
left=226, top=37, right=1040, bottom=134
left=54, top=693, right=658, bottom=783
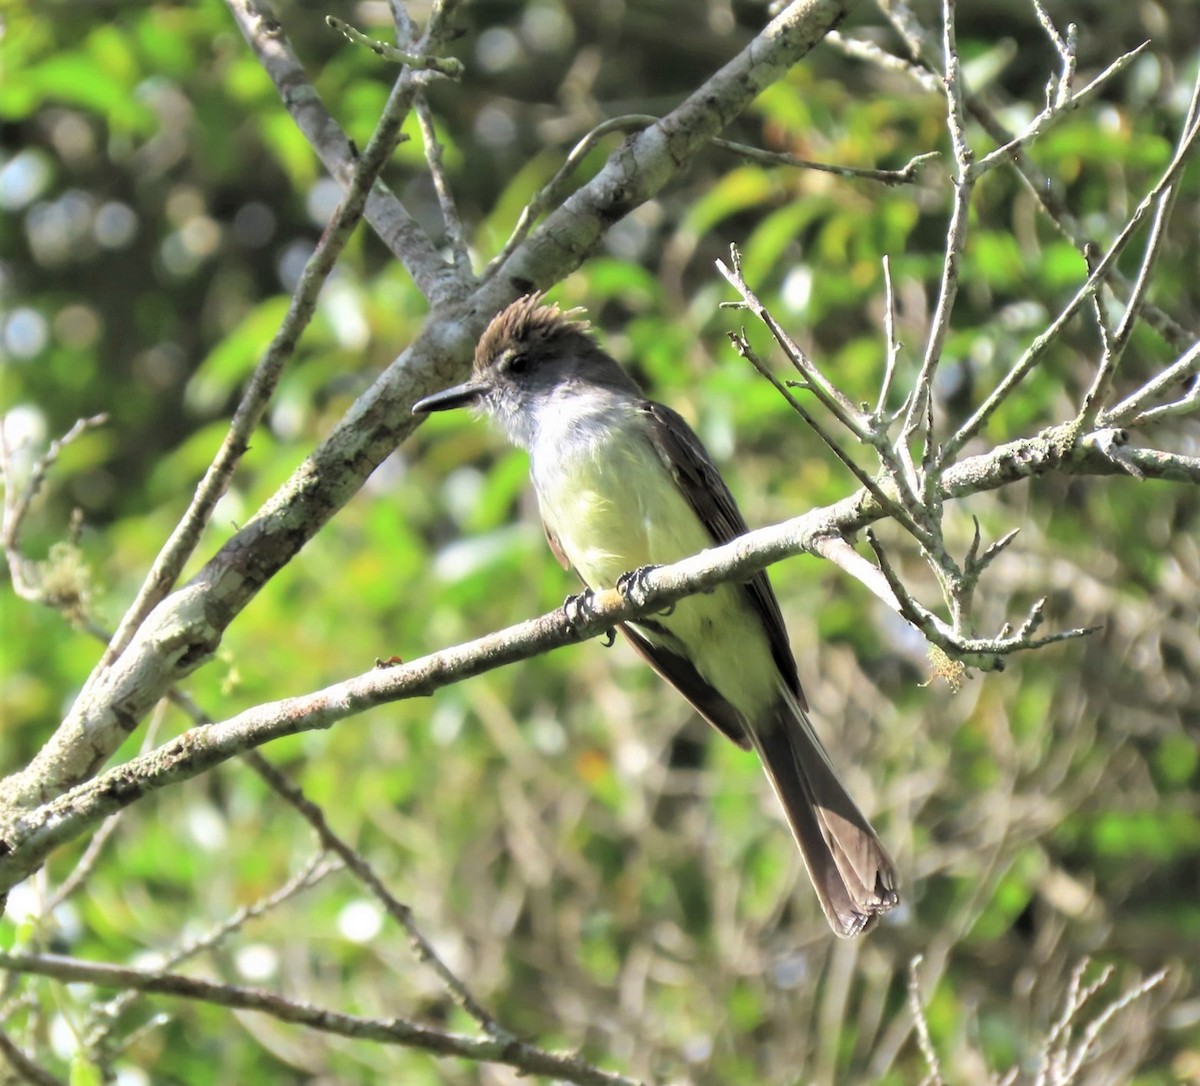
left=412, top=295, right=898, bottom=937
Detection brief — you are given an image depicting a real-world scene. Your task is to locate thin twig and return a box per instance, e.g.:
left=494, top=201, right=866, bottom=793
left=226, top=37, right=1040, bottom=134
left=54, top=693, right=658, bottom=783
left=325, top=16, right=464, bottom=77
left=85, top=851, right=339, bottom=1055
left=907, top=957, right=946, bottom=1086
left=415, top=94, right=473, bottom=274
left=971, top=42, right=1147, bottom=177
left=1078, top=162, right=1184, bottom=426
left=876, top=255, right=902, bottom=417
left=900, top=0, right=972, bottom=491
left=1101, top=338, right=1200, bottom=428
left=710, top=138, right=938, bottom=185
left=484, top=114, right=658, bottom=280
left=0, top=952, right=641, bottom=1086
left=1029, top=0, right=1075, bottom=105
left=941, top=115, right=1200, bottom=465
left=827, top=30, right=940, bottom=92
left=812, top=535, right=903, bottom=614
left=1059, top=968, right=1169, bottom=1082
left=717, top=246, right=867, bottom=433
left=0, top=1026, right=66, bottom=1086
left=726, top=329, right=918, bottom=533
left=871, top=1, right=1198, bottom=355
left=94, top=34, right=431, bottom=678
left=0, top=415, right=108, bottom=553
left=243, top=751, right=511, bottom=1042
left=964, top=526, right=1019, bottom=578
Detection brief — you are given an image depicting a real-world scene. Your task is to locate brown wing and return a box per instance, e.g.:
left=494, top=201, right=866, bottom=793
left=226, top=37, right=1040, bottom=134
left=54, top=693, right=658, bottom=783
left=618, top=619, right=751, bottom=749
left=639, top=400, right=806, bottom=709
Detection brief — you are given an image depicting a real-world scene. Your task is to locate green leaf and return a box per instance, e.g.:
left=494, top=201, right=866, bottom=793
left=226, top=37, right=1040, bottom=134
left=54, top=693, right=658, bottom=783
left=681, top=165, right=777, bottom=238
left=17, top=54, right=157, bottom=132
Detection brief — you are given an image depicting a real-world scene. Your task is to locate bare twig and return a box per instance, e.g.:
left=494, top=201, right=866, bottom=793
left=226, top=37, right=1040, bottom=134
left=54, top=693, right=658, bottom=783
left=0, top=1026, right=65, bottom=1086
left=876, top=255, right=902, bottom=418
left=1078, top=151, right=1187, bottom=425
left=1101, top=338, right=1200, bottom=429
left=1032, top=959, right=1170, bottom=1086
left=243, top=751, right=509, bottom=1041
left=717, top=246, right=868, bottom=434
left=415, top=95, right=473, bottom=275
left=725, top=329, right=915, bottom=533
left=971, top=42, right=1148, bottom=177
left=871, top=1, right=1198, bottom=355
left=0, top=952, right=641, bottom=1086
left=710, top=138, right=938, bottom=185
left=964, top=524, right=1019, bottom=579
left=941, top=115, right=1200, bottom=465
left=325, top=16, right=464, bottom=76
left=827, top=29, right=939, bottom=92
left=0, top=415, right=107, bottom=549
left=812, top=535, right=904, bottom=614
left=907, top=957, right=946, bottom=1086
left=1030, top=0, right=1076, bottom=106
left=95, top=45, right=428, bottom=677
left=40, top=812, right=121, bottom=916
left=0, top=415, right=108, bottom=610
left=900, top=0, right=972, bottom=491
left=85, top=850, right=339, bottom=1056
left=484, top=114, right=658, bottom=280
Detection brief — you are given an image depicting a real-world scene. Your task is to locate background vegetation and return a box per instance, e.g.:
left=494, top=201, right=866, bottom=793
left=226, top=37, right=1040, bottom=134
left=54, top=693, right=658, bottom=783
left=2, top=0, right=1198, bottom=1083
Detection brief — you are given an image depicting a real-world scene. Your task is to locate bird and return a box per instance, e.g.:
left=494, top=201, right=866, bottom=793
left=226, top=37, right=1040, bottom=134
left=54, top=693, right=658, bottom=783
left=412, top=294, right=899, bottom=936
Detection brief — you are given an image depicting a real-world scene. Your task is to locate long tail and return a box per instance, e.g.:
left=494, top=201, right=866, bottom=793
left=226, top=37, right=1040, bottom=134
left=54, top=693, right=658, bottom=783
left=749, top=690, right=899, bottom=937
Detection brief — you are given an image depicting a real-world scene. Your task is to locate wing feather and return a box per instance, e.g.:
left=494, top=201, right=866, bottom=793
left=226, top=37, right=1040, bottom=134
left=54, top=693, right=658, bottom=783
left=639, top=401, right=806, bottom=708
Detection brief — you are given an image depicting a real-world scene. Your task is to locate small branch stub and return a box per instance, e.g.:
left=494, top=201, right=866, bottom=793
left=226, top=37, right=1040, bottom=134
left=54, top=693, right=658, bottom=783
left=326, top=16, right=465, bottom=78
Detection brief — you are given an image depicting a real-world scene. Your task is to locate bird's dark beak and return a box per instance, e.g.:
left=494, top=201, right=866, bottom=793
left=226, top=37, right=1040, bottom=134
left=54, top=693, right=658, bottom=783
left=411, top=381, right=485, bottom=414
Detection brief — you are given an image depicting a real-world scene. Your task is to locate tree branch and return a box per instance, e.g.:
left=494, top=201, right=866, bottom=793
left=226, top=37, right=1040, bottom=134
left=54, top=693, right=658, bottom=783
left=0, top=952, right=640, bottom=1086
left=1, top=0, right=853, bottom=814
left=3, top=415, right=1192, bottom=889
left=95, top=52, right=425, bottom=677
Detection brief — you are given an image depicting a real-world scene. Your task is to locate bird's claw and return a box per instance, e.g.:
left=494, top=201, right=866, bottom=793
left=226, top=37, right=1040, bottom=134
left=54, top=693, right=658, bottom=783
left=562, top=590, right=617, bottom=646
left=616, top=565, right=671, bottom=612
left=562, top=589, right=597, bottom=628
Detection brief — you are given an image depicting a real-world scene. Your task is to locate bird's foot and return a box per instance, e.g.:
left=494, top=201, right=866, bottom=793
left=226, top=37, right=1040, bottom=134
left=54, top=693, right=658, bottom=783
left=562, top=589, right=596, bottom=626
left=562, top=590, right=617, bottom=646
left=616, top=565, right=672, bottom=613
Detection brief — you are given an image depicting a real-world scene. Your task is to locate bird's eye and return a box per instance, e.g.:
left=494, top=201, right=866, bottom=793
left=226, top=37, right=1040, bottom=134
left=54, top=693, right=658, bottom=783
left=502, top=350, right=529, bottom=374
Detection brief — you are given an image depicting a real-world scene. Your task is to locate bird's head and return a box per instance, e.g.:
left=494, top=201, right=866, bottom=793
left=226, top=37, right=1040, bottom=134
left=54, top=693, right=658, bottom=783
left=412, top=294, right=639, bottom=447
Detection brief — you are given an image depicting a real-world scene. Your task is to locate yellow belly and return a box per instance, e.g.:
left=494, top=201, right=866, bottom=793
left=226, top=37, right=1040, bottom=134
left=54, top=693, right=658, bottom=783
left=534, top=429, right=779, bottom=718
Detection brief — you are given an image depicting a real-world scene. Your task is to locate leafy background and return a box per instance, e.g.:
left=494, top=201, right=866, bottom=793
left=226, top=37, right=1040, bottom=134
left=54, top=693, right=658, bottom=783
left=2, top=0, right=1198, bottom=1083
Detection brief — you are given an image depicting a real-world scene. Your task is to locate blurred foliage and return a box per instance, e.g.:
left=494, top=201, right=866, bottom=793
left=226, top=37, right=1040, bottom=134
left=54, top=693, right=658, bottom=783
left=2, top=0, right=1199, bottom=1083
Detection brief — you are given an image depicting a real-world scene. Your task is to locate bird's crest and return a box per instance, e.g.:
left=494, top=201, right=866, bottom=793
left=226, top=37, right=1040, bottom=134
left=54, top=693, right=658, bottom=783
left=474, top=294, right=591, bottom=374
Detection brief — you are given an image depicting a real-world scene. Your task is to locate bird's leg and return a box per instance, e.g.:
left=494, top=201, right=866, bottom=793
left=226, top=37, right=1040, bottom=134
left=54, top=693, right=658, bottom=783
left=561, top=589, right=617, bottom=646
left=616, top=565, right=673, bottom=614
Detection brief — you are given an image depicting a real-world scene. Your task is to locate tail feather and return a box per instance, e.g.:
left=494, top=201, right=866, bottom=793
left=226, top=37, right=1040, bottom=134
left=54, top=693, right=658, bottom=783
left=749, top=691, right=899, bottom=937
